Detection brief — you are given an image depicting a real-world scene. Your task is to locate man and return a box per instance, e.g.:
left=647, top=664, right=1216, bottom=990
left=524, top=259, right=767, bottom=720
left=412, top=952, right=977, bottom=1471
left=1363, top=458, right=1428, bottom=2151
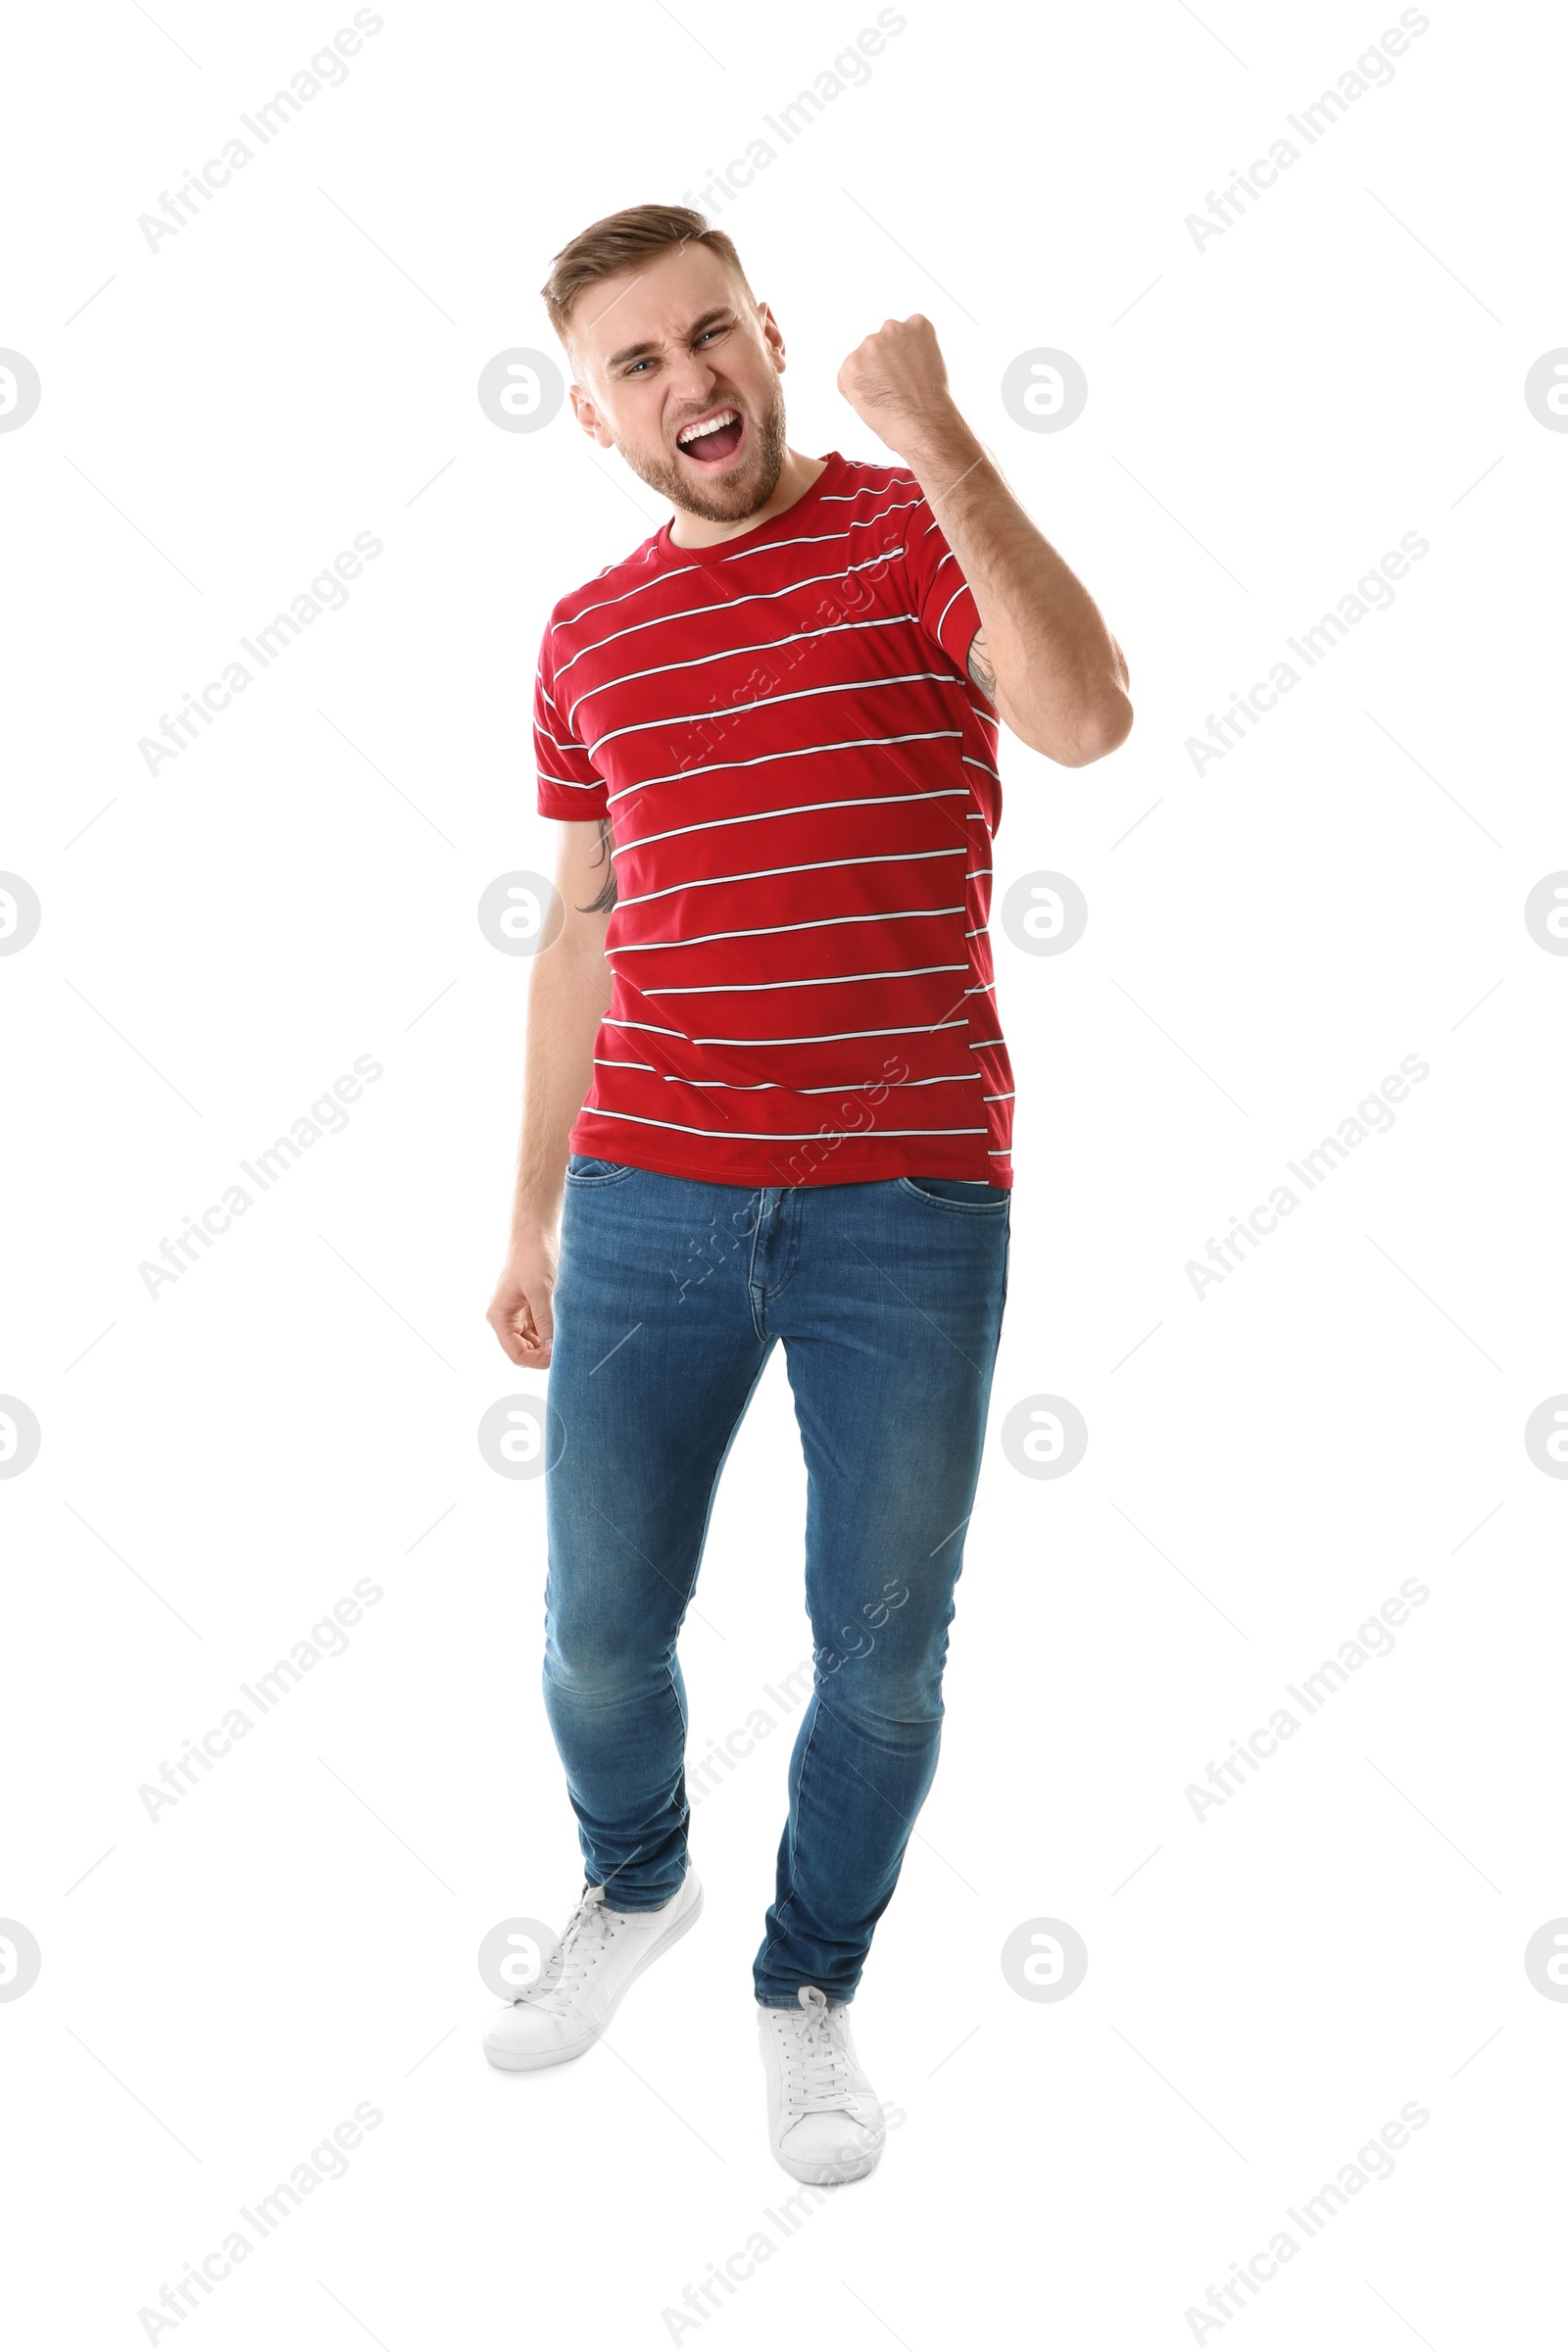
left=484, top=203, right=1130, bottom=2183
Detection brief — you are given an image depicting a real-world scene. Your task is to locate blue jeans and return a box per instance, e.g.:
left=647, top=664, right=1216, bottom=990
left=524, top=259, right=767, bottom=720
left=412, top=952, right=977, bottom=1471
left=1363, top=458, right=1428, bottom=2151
left=541, top=1157, right=1010, bottom=2006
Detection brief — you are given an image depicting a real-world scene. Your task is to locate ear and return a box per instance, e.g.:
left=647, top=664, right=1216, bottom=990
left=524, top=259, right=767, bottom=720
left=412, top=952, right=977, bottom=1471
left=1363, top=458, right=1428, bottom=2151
left=758, top=301, right=787, bottom=369
left=568, top=383, right=614, bottom=449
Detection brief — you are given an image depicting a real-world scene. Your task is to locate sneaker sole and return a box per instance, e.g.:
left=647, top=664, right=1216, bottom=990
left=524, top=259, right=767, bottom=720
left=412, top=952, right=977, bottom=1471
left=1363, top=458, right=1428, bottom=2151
left=483, top=1877, right=704, bottom=2074
left=769, top=2132, right=885, bottom=2186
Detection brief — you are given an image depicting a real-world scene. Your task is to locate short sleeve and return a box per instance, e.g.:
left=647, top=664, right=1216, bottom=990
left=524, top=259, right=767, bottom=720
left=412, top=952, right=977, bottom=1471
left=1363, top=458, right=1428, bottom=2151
left=899, top=486, right=982, bottom=674
left=534, top=624, right=609, bottom=820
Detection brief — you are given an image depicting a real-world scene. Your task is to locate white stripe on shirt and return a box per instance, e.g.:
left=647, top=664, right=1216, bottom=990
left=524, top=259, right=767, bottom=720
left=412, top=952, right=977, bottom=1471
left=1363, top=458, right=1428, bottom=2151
left=613, top=846, right=966, bottom=909
left=604, top=730, right=964, bottom=807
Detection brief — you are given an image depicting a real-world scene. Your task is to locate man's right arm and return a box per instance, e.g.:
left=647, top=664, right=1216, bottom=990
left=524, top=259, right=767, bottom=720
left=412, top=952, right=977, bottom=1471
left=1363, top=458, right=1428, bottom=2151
left=485, top=819, right=614, bottom=1368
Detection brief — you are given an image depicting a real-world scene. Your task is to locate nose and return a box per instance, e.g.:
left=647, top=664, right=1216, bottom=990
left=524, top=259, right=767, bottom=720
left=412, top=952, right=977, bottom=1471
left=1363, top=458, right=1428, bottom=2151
left=666, top=352, right=722, bottom=413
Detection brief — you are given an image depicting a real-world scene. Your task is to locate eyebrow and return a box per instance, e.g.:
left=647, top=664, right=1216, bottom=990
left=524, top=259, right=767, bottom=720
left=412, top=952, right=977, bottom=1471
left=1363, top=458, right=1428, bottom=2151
left=604, top=307, right=736, bottom=371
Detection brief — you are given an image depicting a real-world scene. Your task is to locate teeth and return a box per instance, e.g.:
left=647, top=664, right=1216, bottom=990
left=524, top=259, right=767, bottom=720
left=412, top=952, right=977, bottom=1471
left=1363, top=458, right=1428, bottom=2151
left=678, top=410, right=738, bottom=447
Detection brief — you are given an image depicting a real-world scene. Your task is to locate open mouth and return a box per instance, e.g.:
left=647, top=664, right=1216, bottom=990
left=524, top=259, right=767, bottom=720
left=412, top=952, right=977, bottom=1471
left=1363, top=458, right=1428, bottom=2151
left=676, top=407, right=746, bottom=466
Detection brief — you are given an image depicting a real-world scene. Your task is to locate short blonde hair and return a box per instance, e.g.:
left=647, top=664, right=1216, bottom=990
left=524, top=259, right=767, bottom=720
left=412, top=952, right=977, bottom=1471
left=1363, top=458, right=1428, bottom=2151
left=540, top=203, right=754, bottom=350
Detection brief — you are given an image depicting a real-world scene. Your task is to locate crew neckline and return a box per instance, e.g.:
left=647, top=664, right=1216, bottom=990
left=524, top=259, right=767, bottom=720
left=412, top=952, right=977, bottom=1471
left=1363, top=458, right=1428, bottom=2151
left=655, top=449, right=844, bottom=565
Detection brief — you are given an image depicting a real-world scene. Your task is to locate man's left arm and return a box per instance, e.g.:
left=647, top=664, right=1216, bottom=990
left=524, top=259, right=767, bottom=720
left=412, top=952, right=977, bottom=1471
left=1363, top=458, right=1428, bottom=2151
left=839, top=315, right=1132, bottom=767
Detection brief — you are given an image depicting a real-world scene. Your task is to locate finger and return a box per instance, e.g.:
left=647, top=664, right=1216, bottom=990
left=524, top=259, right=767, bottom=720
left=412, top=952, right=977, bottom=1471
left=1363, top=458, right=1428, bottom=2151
left=488, top=1297, right=532, bottom=1365
left=492, top=1318, right=527, bottom=1366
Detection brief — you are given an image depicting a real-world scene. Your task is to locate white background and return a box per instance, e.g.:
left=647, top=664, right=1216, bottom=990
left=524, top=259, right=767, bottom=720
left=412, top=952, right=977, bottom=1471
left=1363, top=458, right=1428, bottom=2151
left=4, top=0, right=1565, bottom=2343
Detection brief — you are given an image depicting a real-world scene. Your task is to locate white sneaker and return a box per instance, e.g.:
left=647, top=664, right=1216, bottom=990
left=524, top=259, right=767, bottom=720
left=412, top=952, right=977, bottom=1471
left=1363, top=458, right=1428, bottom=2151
left=483, top=1872, right=703, bottom=2073
left=758, top=1985, right=886, bottom=2183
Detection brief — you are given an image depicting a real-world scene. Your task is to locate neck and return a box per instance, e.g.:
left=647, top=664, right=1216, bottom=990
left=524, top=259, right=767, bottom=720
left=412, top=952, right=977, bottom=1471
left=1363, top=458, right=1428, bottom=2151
left=669, top=447, right=828, bottom=549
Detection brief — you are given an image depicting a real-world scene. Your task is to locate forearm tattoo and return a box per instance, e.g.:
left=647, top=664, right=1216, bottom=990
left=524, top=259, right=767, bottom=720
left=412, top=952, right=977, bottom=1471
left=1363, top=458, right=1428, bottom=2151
left=966, top=630, right=998, bottom=707
left=579, top=816, right=617, bottom=914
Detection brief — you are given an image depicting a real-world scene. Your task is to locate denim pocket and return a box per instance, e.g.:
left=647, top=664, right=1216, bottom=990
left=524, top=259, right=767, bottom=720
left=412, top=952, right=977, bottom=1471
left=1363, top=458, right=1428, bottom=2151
left=896, top=1175, right=1010, bottom=1213
left=564, top=1154, right=637, bottom=1186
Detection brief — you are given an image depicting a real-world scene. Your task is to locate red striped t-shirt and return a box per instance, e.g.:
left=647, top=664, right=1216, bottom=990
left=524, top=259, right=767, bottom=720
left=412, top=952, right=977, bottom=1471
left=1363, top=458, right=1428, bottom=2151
left=533, top=448, right=1015, bottom=1188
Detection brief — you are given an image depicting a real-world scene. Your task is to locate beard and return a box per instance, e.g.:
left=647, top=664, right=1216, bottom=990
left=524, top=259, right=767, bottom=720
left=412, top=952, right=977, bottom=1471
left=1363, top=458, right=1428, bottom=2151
left=612, top=374, right=790, bottom=524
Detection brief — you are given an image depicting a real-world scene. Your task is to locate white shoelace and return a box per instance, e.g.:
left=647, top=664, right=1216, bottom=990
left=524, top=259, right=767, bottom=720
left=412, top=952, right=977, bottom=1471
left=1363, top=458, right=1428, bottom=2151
left=775, top=1986, right=855, bottom=2112
left=523, top=1884, right=617, bottom=2011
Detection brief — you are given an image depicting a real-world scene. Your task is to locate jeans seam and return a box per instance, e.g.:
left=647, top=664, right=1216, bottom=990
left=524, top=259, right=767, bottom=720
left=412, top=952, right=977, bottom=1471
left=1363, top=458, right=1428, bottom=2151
left=669, top=1342, right=776, bottom=1886
left=896, top=1175, right=1010, bottom=1215
left=665, top=1647, right=691, bottom=1883
left=756, top=1685, right=826, bottom=1992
